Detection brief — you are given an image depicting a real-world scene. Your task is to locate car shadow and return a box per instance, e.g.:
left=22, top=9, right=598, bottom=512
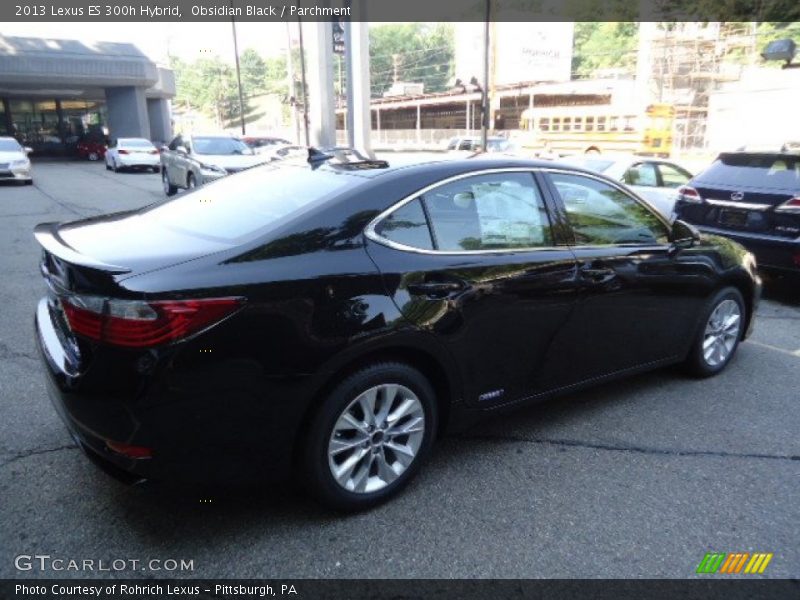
left=760, top=272, right=800, bottom=307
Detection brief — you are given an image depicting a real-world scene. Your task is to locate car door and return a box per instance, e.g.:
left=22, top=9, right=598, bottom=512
left=365, top=169, right=580, bottom=407
left=540, top=169, right=709, bottom=384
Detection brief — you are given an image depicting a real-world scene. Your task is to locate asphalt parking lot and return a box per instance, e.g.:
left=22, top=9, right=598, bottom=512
left=1, top=160, right=798, bottom=579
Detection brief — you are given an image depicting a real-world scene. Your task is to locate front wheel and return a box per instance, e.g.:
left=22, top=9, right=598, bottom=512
left=685, top=287, right=745, bottom=377
left=301, top=363, right=437, bottom=511
left=162, top=168, right=177, bottom=196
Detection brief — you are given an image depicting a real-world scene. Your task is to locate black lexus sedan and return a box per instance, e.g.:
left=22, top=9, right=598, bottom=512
left=35, top=156, right=761, bottom=510
left=673, top=151, right=800, bottom=276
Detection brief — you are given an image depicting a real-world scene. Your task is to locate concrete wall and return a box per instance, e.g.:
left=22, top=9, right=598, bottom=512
left=147, top=98, right=171, bottom=143
left=105, top=86, right=150, bottom=140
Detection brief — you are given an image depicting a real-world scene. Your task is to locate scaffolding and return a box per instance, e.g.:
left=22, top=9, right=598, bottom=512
left=643, top=22, right=756, bottom=153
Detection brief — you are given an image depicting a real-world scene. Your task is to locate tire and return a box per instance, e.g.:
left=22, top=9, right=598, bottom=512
left=186, top=173, right=197, bottom=190
left=105, top=161, right=111, bottom=171
left=151, top=165, right=160, bottom=173
left=685, top=286, right=746, bottom=377
left=88, top=152, right=99, bottom=161
left=112, top=159, right=119, bottom=173
left=301, top=362, right=438, bottom=511
left=162, top=168, right=177, bottom=196
left=24, top=179, right=33, bottom=185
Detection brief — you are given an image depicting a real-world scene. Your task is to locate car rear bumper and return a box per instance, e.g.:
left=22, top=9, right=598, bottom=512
left=35, top=298, right=300, bottom=486
left=116, top=155, right=160, bottom=168
left=695, top=225, right=800, bottom=273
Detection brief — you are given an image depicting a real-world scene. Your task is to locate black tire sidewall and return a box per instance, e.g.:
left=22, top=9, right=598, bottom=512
left=688, top=287, right=745, bottom=377
left=302, top=363, right=438, bottom=511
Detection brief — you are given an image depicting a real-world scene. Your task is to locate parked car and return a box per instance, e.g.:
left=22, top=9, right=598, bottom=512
left=0, top=136, right=33, bottom=184
left=76, top=139, right=107, bottom=161
left=254, top=143, right=307, bottom=160
left=34, top=157, right=760, bottom=510
left=241, top=135, right=292, bottom=151
left=160, top=134, right=269, bottom=196
left=558, top=154, right=693, bottom=219
left=674, top=151, right=800, bottom=277
left=105, top=138, right=160, bottom=173
left=445, top=136, right=515, bottom=155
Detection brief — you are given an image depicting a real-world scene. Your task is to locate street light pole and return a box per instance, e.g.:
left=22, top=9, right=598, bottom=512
left=230, top=0, right=246, bottom=135
left=481, top=0, right=491, bottom=152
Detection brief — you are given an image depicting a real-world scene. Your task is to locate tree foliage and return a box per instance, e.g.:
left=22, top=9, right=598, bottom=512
left=369, top=23, right=455, bottom=96
left=571, top=22, right=639, bottom=79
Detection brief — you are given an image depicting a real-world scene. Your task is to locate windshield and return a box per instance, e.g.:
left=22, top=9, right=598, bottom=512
left=699, top=154, right=800, bottom=191
left=193, top=137, right=252, bottom=156
left=136, top=164, right=356, bottom=243
left=0, top=139, right=22, bottom=152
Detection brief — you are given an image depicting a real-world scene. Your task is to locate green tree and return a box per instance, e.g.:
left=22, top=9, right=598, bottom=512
left=369, top=23, right=455, bottom=97
left=571, top=22, right=639, bottom=78
left=239, top=48, right=267, bottom=96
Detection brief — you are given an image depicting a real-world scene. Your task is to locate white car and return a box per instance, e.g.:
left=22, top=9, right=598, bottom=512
left=105, top=138, right=161, bottom=173
left=558, top=154, right=693, bottom=219
left=0, top=137, right=33, bottom=184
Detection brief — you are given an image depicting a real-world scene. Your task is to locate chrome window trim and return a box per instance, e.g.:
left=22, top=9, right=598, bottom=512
left=364, top=167, right=560, bottom=256
left=705, top=198, right=771, bottom=211
left=364, top=166, right=672, bottom=255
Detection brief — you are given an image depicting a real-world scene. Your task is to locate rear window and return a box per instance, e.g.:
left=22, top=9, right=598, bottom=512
left=137, top=164, right=356, bottom=242
left=193, top=137, right=251, bottom=155
left=698, top=154, right=800, bottom=191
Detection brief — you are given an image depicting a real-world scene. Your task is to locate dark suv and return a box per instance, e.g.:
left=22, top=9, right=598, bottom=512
left=674, top=152, right=800, bottom=275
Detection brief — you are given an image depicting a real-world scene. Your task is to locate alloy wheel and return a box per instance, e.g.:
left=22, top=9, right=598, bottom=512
left=702, top=299, right=741, bottom=367
left=327, top=384, right=425, bottom=494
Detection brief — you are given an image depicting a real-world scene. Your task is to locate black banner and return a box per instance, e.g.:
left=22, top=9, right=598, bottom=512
left=2, top=579, right=799, bottom=600
left=2, top=0, right=800, bottom=22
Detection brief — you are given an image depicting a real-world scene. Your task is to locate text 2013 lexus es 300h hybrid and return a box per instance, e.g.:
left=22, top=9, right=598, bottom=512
left=34, top=156, right=761, bottom=510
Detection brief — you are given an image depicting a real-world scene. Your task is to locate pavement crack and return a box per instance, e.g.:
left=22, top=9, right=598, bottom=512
left=0, top=341, right=38, bottom=362
left=0, top=444, right=80, bottom=468
left=455, top=433, right=800, bottom=462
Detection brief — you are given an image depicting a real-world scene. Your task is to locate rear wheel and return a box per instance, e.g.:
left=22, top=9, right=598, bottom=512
left=685, top=287, right=745, bottom=377
left=186, top=173, right=197, bottom=190
left=112, top=159, right=119, bottom=173
left=301, top=362, right=437, bottom=511
left=162, top=168, right=177, bottom=196
left=87, top=152, right=99, bottom=161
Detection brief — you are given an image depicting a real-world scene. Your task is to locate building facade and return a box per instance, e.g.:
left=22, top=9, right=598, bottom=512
left=0, top=35, right=174, bottom=154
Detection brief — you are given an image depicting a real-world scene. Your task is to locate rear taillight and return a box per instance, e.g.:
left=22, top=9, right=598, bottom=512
left=776, top=196, right=800, bottom=213
left=106, top=440, right=153, bottom=459
left=61, top=295, right=243, bottom=348
left=149, top=149, right=159, bottom=154
left=118, top=149, right=129, bottom=155
left=677, top=186, right=703, bottom=204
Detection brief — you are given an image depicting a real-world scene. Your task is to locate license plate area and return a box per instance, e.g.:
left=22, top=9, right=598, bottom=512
left=719, top=209, right=748, bottom=228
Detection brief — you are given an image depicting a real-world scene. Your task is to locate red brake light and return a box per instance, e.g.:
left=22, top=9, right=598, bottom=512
left=106, top=440, right=153, bottom=459
left=678, top=186, right=702, bottom=203
left=776, top=196, right=800, bottom=212
left=62, top=296, right=243, bottom=348
left=118, top=149, right=129, bottom=155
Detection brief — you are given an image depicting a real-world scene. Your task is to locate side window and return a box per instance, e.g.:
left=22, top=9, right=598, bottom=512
left=624, top=162, right=659, bottom=187
left=375, top=198, right=433, bottom=250
left=550, top=173, right=669, bottom=246
left=458, top=140, right=473, bottom=151
left=658, top=163, right=691, bottom=188
left=447, top=139, right=458, bottom=150
left=422, top=172, right=552, bottom=251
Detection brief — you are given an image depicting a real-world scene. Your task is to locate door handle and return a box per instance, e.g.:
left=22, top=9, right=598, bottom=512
left=407, top=280, right=466, bottom=298
left=579, top=264, right=616, bottom=283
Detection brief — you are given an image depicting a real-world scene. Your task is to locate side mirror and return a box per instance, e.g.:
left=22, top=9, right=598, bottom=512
left=670, top=219, right=701, bottom=250
left=176, top=145, right=188, bottom=155
left=24, top=146, right=33, bottom=154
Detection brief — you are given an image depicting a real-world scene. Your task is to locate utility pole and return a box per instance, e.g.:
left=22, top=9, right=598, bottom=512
left=229, top=0, right=246, bottom=135
left=296, top=8, right=310, bottom=146
left=480, top=0, right=491, bottom=151
left=285, top=21, right=301, bottom=144
left=305, top=19, right=336, bottom=148
left=344, top=12, right=374, bottom=158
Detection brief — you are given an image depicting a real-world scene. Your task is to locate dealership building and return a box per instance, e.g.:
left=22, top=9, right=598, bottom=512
left=0, top=34, right=174, bottom=154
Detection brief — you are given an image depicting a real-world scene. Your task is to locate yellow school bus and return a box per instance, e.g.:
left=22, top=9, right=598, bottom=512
left=515, top=102, right=675, bottom=158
